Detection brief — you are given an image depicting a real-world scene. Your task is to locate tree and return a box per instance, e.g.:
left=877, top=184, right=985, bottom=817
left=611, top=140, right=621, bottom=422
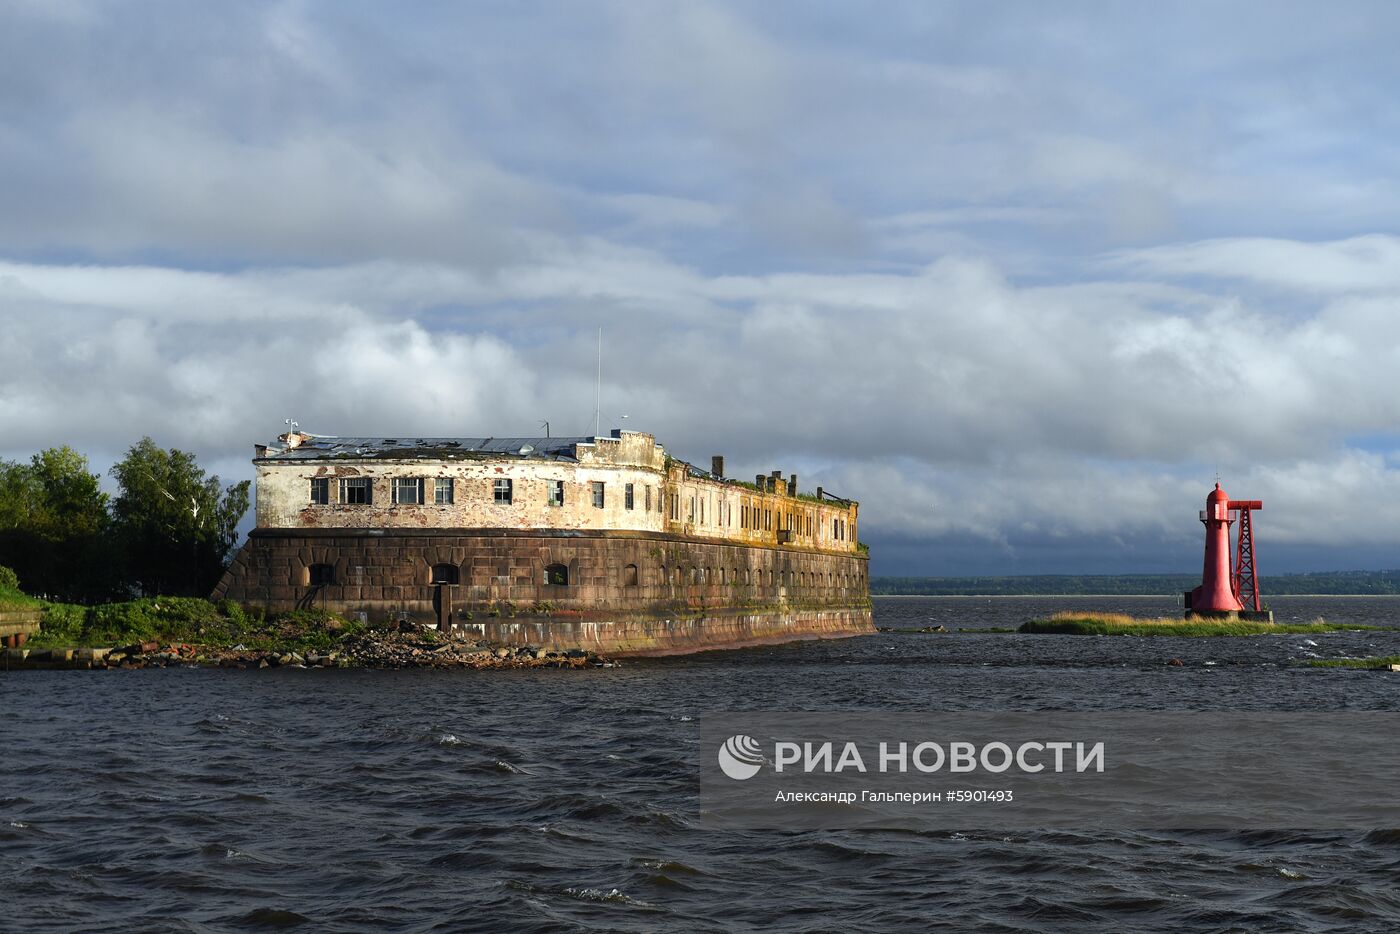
left=110, top=438, right=251, bottom=596
left=0, top=446, right=114, bottom=600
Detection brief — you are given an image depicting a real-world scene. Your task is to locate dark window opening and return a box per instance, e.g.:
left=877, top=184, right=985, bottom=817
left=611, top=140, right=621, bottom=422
left=625, top=483, right=634, bottom=510
left=340, top=477, right=372, bottom=505
left=548, top=479, right=564, bottom=507
left=591, top=481, right=605, bottom=508
left=310, top=477, right=329, bottom=505
left=623, top=563, right=638, bottom=586
left=494, top=478, right=513, bottom=504
left=431, top=563, right=459, bottom=584
left=544, top=563, right=569, bottom=586
left=309, top=563, right=335, bottom=585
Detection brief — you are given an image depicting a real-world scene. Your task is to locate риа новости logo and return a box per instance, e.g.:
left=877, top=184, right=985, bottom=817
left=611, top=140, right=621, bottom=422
left=718, top=735, right=764, bottom=780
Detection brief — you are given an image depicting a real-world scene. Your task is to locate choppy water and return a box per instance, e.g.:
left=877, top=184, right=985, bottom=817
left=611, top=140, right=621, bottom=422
left=6, top=595, right=1400, bottom=932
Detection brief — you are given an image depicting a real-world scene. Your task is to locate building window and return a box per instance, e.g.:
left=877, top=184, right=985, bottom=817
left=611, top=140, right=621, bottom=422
left=591, top=481, right=605, bottom=508
left=544, top=563, right=569, bottom=586
left=625, top=483, right=634, bottom=510
left=494, top=478, right=513, bottom=504
left=623, top=563, right=638, bottom=586
left=340, top=477, right=372, bottom=505
left=434, top=478, right=454, bottom=505
left=700, top=498, right=705, bottom=524
left=645, top=486, right=652, bottom=511
left=309, top=563, right=335, bottom=585
left=431, top=563, right=459, bottom=584
left=393, top=477, right=424, bottom=505
left=310, top=477, right=329, bottom=505
left=548, top=479, right=564, bottom=507
left=687, top=496, right=695, bottom=522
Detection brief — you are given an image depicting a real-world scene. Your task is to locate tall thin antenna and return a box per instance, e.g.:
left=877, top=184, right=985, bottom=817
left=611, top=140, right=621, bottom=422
left=594, top=326, right=602, bottom=439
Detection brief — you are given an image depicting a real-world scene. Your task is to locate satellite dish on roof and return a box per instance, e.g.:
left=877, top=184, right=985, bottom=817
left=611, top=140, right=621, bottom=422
left=518, top=444, right=535, bottom=455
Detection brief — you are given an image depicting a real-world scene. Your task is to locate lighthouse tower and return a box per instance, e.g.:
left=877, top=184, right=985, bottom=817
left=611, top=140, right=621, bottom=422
left=1188, top=483, right=1244, bottom=614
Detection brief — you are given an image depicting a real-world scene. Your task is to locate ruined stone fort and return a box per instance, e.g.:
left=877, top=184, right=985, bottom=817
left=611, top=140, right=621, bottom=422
left=215, top=429, right=873, bottom=654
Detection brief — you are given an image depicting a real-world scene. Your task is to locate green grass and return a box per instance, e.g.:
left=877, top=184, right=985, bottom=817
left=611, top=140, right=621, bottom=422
left=0, top=589, right=43, bottom=612
left=0, top=565, right=42, bottom=611
left=1305, top=656, right=1400, bottom=669
left=1019, top=612, right=1388, bottom=637
left=27, top=597, right=360, bottom=652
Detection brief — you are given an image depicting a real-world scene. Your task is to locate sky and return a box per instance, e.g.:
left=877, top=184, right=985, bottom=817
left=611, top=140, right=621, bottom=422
left=3, top=1, right=1400, bottom=576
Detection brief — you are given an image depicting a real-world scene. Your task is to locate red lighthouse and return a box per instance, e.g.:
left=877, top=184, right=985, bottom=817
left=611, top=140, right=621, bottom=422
left=1190, top=483, right=1242, bottom=613
left=1185, top=483, right=1266, bottom=618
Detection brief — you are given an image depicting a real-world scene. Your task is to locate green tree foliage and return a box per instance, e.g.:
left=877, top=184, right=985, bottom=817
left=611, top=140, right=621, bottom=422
left=110, top=438, right=251, bottom=596
left=0, top=446, right=115, bottom=600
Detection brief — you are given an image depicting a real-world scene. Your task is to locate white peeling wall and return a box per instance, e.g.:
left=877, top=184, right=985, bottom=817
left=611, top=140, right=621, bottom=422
left=255, top=460, right=670, bottom=533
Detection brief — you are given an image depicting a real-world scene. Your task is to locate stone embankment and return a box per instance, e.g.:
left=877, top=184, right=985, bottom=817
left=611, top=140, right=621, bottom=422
left=1, top=630, right=617, bottom=672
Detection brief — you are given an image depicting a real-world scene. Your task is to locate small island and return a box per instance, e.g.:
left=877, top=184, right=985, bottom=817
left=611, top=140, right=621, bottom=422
left=1018, top=611, right=1387, bottom=637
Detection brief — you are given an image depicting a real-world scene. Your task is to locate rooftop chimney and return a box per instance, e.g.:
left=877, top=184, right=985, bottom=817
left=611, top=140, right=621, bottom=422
left=788, top=474, right=798, bottom=497
left=712, top=455, right=724, bottom=478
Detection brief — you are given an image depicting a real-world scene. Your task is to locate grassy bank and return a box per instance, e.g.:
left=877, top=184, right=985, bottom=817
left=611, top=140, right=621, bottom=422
left=0, top=590, right=42, bottom=612
left=1305, top=656, right=1400, bottom=670
left=28, top=597, right=359, bottom=652
left=1019, top=611, right=1387, bottom=637
left=0, top=567, right=42, bottom=612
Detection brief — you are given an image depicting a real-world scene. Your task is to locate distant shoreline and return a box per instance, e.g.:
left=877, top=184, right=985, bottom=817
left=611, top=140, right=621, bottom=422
left=871, top=570, right=1400, bottom=598
left=872, top=593, right=1395, bottom=599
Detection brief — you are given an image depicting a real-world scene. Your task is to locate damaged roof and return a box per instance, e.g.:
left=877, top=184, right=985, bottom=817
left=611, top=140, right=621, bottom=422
left=259, top=436, right=596, bottom=461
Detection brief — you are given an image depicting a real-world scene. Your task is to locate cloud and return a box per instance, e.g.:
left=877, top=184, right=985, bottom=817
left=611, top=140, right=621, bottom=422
left=5, top=232, right=1400, bottom=578
left=1109, top=235, right=1400, bottom=294
left=6, top=2, right=1400, bottom=574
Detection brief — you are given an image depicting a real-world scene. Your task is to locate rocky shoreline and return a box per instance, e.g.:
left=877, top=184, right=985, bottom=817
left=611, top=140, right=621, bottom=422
left=0, top=628, right=619, bottom=672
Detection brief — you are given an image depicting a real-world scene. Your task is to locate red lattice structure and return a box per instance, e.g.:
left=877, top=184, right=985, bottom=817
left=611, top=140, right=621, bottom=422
left=1228, top=500, right=1263, bottom=612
